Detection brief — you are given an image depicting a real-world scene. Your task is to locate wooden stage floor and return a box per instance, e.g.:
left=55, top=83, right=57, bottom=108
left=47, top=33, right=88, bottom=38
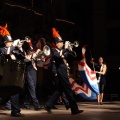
left=0, top=101, right=120, bottom=120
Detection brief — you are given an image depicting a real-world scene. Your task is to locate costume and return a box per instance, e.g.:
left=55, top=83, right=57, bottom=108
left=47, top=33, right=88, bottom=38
left=23, top=40, right=41, bottom=110
left=96, top=64, right=106, bottom=93
left=44, top=28, right=83, bottom=115
left=50, top=58, right=70, bottom=109
left=0, top=24, right=24, bottom=117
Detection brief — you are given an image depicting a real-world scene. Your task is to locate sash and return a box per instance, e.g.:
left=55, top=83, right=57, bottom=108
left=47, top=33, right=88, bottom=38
left=97, top=64, right=104, bottom=83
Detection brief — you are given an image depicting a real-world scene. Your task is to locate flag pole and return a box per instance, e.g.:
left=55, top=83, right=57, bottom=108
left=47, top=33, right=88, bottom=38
left=90, top=49, right=95, bottom=71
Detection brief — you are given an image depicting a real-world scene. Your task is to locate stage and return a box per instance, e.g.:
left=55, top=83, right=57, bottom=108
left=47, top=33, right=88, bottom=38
left=0, top=101, right=120, bottom=120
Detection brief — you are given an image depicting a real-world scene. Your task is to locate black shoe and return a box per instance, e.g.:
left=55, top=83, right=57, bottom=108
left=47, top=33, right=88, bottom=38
left=72, top=110, right=84, bottom=115
left=97, top=102, right=100, bottom=105
left=22, top=106, right=30, bottom=109
left=44, top=105, right=52, bottom=113
left=100, top=102, right=103, bottom=105
left=65, top=103, right=70, bottom=110
left=1, top=106, right=11, bottom=110
left=34, top=106, right=44, bottom=111
left=11, top=112, right=24, bottom=117
left=5, top=107, right=11, bottom=110
left=52, top=105, right=58, bottom=109
left=59, top=102, right=64, bottom=105
left=65, top=105, right=70, bottom=110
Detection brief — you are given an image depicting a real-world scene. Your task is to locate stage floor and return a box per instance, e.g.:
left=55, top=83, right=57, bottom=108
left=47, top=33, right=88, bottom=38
left=0, top=101, right=120, bottom=120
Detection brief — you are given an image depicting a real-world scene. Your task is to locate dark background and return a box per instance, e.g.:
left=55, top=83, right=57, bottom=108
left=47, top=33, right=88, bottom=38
left=0, top=0, right=120, bottom=100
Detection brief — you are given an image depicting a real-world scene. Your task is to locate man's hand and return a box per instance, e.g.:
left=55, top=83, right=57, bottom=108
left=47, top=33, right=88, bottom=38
left=55, top=73, right=57, bottom=76
left=65, top=41, right=70, bottom=49
left=17, top=40, right=24, bottom=52
left=17, top=40, right=23, bottom=48
left=65, top=41, right=73, bottom=51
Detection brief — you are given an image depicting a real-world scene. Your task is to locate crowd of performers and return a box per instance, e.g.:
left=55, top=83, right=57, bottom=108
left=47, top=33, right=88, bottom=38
left=0, top=24, right=107, bottom=117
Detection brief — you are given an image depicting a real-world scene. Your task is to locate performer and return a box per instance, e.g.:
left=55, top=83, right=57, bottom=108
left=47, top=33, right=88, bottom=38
left=50, top=58, right=70, bottom=110
left=22, top=37, right=43, bottom=110
left=44, top=28, right=83, bottom=115
left=0, top=24, right=24, bottom=117
left=95, top=57, right=107, bottom=105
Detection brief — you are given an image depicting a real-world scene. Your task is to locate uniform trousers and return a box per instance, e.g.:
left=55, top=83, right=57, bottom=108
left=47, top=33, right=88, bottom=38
left=46, top=66, right=79, bottom=113
left=23, top=65, right=40, bottom=109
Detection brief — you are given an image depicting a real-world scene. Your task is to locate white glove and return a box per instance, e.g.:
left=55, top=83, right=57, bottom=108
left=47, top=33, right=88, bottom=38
left=32, top=49, right=42, bottom=60
left=65, top=41, right=70, bottom=49
left=24, top=55, right=32, bottom=62
left=12, top=39, right=20, bottom=47
left=10, top=54, right=16, bottom=60
left=13, top=39, right=24, bottom=52
left=65, top=41, right=73, bottom=51
left=68, top=45, right=73, bottom=51
left=17, top=40, right=24, bottom=48
left=55, top=73, right=57, bottom=76
left=31, top=59, right=37, bottom=71
left=35, top=49, right=41, bottom=55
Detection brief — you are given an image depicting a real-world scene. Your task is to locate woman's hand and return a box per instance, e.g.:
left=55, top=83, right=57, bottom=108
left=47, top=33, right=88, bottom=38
left=95, top=71, right=100, bottom=74
left=95, top=64, right=107, bottom=75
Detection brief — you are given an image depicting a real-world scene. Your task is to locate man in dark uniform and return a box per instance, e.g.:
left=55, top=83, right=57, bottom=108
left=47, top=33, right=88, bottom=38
left=22, top=39, right=42, bottom=110
left=44, top=28, right=83, bottom=115
left=0, top=34, right=24, bottom=117
left=50, top=58, right=70, bottom=110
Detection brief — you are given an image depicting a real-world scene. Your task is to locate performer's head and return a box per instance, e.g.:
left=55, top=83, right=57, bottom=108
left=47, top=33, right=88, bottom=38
left=54, top=37, right=64, bottom=44
left=98, top=57, right=104, bottom=64
left=52, top=28, right=64, bottom=49
left=55, top=40, right=64, bottom=49
left=0, top=24, right=13, bottom=47
left=2, top=35, right=13, bottom=47
left=23, top=36, right=34, bottom=55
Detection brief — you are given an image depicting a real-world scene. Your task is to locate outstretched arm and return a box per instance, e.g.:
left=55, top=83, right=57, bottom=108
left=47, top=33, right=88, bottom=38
left=96, top=64, right=107, bottom=75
